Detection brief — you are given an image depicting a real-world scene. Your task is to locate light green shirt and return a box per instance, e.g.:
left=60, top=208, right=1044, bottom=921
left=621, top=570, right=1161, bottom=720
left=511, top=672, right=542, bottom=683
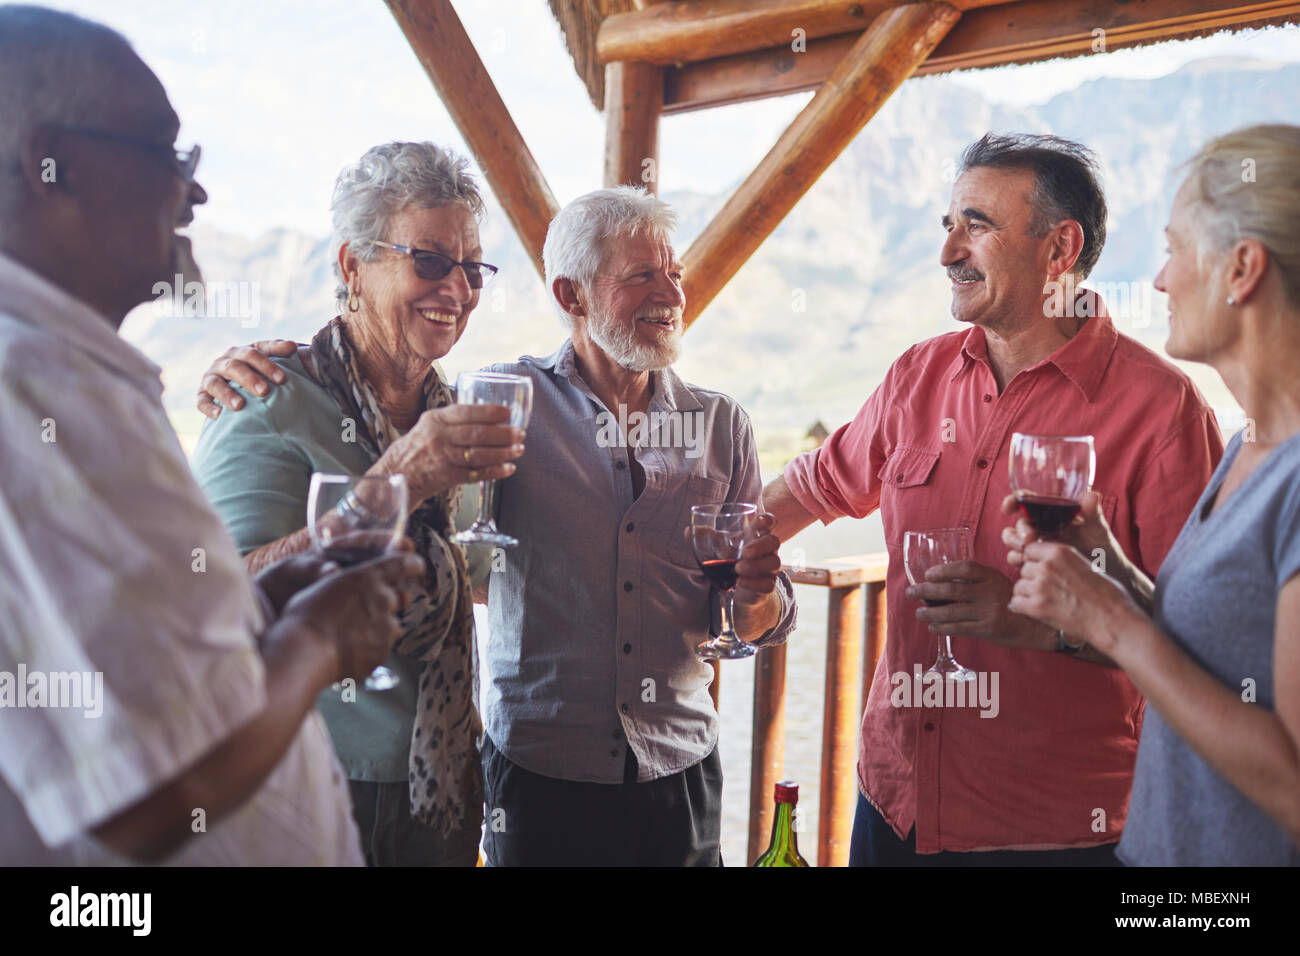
left=191, top=352, right=487, bottom=782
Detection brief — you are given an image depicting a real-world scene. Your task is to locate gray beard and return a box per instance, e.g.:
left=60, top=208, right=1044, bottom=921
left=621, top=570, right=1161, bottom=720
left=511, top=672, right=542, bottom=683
left=587, top=309, right=681, bottom=372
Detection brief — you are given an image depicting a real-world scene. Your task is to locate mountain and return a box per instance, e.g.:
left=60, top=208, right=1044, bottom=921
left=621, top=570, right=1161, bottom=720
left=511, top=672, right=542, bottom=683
left=122, top=57, right=1300, bottom=458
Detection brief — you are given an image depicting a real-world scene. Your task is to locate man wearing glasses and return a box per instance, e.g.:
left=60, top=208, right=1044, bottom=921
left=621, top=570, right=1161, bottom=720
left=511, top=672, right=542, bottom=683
left=0, top=4, right=420, bottom=864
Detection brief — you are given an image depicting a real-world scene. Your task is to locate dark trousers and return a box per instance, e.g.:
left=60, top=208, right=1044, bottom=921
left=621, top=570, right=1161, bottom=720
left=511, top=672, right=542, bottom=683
left=849, top=791, right=1121, bottom=867
left=481, top=734, right=723, bottom=866
left=347, top=779, right=481, bottom=867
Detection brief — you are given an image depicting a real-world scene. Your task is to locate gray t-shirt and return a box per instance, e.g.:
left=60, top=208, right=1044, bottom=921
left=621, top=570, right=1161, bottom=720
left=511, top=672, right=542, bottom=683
left=1119, top=429, right=1300, bottom=866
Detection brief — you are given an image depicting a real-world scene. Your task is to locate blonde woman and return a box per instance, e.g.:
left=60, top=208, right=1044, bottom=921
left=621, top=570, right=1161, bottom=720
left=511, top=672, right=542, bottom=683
left=1005, top=124, right=1300, bottom=865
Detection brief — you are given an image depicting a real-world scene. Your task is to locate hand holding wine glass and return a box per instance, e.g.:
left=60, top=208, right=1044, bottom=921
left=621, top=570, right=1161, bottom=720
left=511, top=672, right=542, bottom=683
left=692, top=503, right=760, bottom=661
left=308, top=472, right=410, bottom=690
left=904, top=527, right=976, bottom=682
left=454, top=371, right=533, bottom=549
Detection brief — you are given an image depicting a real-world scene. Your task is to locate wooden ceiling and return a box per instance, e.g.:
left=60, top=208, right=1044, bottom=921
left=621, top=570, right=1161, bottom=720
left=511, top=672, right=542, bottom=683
left=549, top=0, right=1300, bottom=113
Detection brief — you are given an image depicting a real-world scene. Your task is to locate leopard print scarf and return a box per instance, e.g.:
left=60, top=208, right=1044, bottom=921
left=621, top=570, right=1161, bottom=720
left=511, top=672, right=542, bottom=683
left=311, top=315, right=481, bottom=837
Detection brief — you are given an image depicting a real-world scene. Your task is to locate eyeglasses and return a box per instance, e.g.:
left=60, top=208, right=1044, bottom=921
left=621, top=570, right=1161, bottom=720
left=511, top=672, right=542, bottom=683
left=368, top=239, right=498, bottom=289
left=58, top=126, right=200, bottom=184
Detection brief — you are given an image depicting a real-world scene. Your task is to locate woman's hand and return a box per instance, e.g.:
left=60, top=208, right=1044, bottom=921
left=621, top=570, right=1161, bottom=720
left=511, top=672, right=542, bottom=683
left=197, top=339, right=297, bottom=418
left=371, top=404, right=526, bottom=506
left=1007, top=539, right=1146, bottom=655
left=1001, top=490, right=1116, bottom=571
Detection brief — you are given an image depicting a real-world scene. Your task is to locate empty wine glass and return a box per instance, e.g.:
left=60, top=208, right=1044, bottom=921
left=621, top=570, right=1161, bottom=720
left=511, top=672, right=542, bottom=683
left=308, top=472, right=409, bottom=691
left=692, top=502, right=759, bottom=661
left=903, top=527, right=976, bottom=683
left=1008, top=433, right=1096, bottom=537
left=453, top=371, right=533, bottom=549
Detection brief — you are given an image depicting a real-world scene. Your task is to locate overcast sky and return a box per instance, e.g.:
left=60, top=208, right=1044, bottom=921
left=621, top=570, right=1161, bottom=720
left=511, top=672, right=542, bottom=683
left=43, top=1, right=1300, bottom=239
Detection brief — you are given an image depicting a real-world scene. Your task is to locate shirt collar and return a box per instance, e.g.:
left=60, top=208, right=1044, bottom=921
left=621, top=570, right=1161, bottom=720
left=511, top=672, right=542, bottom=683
left=946, top=289, right=1118, bottom=402
left=529, top=337, right=702, bottom=414
left=0, top=252, right=164, bottom=402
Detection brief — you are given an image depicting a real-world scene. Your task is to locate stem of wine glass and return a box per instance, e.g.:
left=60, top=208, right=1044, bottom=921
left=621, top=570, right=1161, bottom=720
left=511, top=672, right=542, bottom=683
left=938, top=633, right=958, bottom=664
left=476, top=479, right=496, bottom=527
left=717, top=587, right=739, bottom=644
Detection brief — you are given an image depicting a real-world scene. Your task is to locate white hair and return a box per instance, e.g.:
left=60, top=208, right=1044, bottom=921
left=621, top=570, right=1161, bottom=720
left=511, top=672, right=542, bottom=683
left=1180, top=124, right=1300, bottom=309
left=0, top=5, right=134, bottom=217
left=542, top=185, right=678, bottom=328
left=330, top=141, right=486, bottom=309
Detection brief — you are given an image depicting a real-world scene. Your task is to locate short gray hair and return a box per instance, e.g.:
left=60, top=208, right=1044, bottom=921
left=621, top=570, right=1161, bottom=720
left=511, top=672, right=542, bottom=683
left=330, top=141, right=486, bottom=309
left=542, top=185, right=678, bottom=328
left=0, top=5, right=134, bottom=217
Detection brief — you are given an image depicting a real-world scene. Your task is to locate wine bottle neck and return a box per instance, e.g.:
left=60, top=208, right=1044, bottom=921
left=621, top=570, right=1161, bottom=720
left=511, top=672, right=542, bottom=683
left=769, top=800, right=798, bottom=854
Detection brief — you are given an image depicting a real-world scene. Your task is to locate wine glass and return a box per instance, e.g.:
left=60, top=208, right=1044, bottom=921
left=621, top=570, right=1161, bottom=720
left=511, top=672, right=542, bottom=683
left=1008, top=433, right=1096, bottom=537
left=903, top=527, right=976, bottom=683
left=308, top=472, right=409, bottom=691
left=692, top=502, right=759, bottom=661
left=453, top=371, right=533, bottom=549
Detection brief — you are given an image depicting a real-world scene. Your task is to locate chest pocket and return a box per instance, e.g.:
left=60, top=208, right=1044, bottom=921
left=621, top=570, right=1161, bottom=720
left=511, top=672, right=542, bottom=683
left=878, top=445, right=941, bottom=490
left=666, top=473, right=731, bottom=567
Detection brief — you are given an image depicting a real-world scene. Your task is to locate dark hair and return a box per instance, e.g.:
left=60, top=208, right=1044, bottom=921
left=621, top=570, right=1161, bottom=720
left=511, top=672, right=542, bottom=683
left=958, top=133, right=1107, bottom=279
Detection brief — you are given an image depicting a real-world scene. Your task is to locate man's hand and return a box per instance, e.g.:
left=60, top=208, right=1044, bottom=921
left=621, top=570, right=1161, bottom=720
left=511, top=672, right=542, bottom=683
left=735, top=513, right=781, bottom=598
left=906, top=559, right=1055, bottom=651
left=254, top=551, right=339, bottom=617
left=197, top=339, right=296, bottom=418
left=277, top=552, right=426, bottom=682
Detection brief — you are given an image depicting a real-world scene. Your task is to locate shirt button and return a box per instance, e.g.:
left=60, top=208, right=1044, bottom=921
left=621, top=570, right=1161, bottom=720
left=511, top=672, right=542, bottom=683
left=623, top=643, right=632, bottom=654
left=616, top=460, right=627, bottom=470
left=623, top=581, right=633, bottom=592
left=621, top=702, right=630, bottom=715
left=625, top=522, right=634, bottom=533
left=895, top=473, right=904, bottom=483
left=983, top=393, right=992, bottom=403
left=924, top=721, right=935, bottom=732
left=610, top=748, right=620, bottom=757
left=976, top=458, right=988, bottom=469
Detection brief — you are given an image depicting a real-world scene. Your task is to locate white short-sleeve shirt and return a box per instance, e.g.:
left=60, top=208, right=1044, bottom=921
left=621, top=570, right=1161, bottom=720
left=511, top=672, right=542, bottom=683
left=0, top=253, right=361, bottom=865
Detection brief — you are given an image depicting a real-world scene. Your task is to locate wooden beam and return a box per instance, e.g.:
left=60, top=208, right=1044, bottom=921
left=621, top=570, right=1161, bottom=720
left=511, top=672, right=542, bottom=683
left=604, top=61, right=664, bottom=191
left=680, top=2, right=961, bottom=324
left=598, top=0, right=1007, bottom=66
left=384, top=0, right=559, bottom=277
left=665, top=0, right=1300, bottom=113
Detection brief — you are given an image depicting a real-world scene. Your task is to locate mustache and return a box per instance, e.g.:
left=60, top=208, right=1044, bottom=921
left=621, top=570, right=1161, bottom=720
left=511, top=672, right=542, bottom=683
left=947, top=266, right=983, bottom=282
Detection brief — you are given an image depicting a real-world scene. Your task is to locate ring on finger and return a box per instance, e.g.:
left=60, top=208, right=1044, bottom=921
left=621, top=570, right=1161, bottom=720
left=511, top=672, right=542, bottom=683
left=463, top=447, right=471, bottom=465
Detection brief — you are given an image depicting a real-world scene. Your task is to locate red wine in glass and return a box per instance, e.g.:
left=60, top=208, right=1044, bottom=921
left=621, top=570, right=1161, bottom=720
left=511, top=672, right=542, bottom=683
left=698, top=557, right=739, bottom=591
left=1015, top=494, right=1083, bottom=536
left=1008, top=433, right=1096, bottom=538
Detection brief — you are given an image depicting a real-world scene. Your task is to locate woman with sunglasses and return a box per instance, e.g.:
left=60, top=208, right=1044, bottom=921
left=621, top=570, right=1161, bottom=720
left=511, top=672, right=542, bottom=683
left=1004, top=124, right=1300, bottom=864
left=191, top=141, right=525, bottom=866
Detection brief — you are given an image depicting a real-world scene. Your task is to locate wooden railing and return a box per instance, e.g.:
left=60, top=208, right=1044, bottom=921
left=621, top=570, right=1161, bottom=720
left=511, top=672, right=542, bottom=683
left=732, top=553, right=890, bottom=866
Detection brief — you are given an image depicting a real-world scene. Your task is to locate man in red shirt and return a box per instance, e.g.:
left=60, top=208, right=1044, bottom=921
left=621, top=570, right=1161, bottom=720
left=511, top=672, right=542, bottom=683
left=765, top=133, right=1224, bottom=864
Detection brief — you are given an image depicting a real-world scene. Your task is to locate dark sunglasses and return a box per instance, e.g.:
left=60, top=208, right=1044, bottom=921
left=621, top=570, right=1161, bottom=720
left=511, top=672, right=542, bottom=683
left=368, top=239, right=498, bottom=288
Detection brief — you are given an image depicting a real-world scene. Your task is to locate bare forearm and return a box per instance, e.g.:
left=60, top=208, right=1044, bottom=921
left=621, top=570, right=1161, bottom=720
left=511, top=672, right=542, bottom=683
left=1108, top=613, right=1300, bottom=841
left=91, top=620, right=336, bottom=861
left=244, top=526, right=313, bottom=576
left=763, top=475, right=816, bottom=543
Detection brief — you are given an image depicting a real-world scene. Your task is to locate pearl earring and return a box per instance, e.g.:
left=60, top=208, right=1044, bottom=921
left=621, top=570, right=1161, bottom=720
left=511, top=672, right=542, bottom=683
left=1226, top=296, right=1237, bottom=306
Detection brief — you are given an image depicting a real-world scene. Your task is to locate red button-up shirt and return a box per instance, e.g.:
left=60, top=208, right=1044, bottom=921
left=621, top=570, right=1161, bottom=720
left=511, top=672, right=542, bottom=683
left=784, top=309, right=1224, bottom=852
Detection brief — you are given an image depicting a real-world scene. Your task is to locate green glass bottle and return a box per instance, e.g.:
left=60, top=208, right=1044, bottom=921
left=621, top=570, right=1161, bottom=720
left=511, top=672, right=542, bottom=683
left=753, top=780, right=810, bottom=867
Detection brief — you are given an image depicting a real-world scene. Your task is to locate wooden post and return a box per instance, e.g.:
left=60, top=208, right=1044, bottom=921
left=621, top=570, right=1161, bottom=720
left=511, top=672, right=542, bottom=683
left=863, top=579, right=887, bottom=707
left=748, top=641, right=787, bottom=864
left=604, top=61, right=663, bottom=192
left=383, top=0, right=559, bottom=278
left=819, top=583, right=863, bottom=866
left=680, top=2, right=961, bottom=325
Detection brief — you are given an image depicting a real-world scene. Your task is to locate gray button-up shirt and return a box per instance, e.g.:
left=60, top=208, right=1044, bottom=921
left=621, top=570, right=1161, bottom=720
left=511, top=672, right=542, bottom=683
left=482, top=340, right=797, bottom=784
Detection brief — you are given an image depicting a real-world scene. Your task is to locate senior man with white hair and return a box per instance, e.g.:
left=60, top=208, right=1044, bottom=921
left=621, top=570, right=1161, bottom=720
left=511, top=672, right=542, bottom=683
left=197, top=186, right=799, bottom=866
